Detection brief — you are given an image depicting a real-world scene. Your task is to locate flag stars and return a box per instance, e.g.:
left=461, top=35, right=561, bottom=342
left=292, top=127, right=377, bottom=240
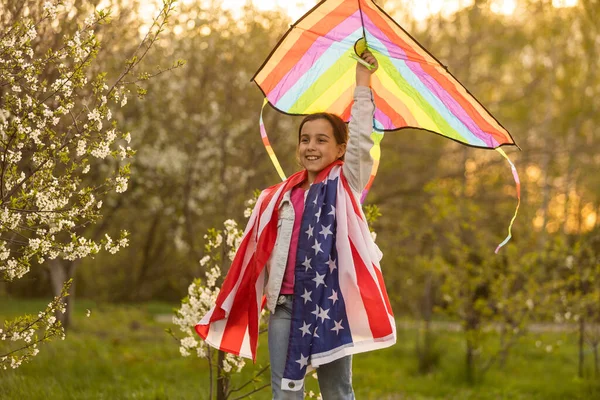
left=296, top=353, right=309, bottom=369
left=302, top=256, right=312, bottom=272
left=319, top=224, right=333, bottom=240
left=327, top=255, right=337, bottom=274
left=312, top=240, right=323, bottom=255
left=301, top=288, right=312, bottom=304
left=328, top=289, right=338, bottom=305
left=311, top=305, right=320, bottom=317
left=299, top=321, right=312, bottom=337
left=317, top=306, right=331, bottom=323
left=286, top=178, right=350, bottom=368
left=305, top=224, right=314, bottom=239
left=312, top=271, right=326, bottom=288
left=328, top=204, right=336, bottom=217
left=331, top=320, right=344, bottom=335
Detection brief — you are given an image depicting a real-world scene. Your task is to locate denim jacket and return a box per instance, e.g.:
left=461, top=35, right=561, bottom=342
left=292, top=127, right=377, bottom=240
left=264, top=86, right=376, bottom=312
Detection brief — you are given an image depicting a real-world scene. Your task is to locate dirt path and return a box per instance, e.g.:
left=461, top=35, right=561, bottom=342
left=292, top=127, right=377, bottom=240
left=156, top=314, right=582, bottom=333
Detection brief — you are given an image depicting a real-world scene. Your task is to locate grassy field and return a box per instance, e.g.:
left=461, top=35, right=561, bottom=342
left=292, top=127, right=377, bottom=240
left=1, top=298, right=599, bottom=400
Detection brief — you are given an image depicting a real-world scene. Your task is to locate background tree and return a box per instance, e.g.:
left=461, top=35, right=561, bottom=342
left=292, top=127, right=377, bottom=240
left=0, top=0, right=178, bottom=368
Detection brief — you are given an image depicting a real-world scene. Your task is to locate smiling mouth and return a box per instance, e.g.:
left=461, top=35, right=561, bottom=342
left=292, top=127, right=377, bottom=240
left=305, top=156, right=320, bottom=161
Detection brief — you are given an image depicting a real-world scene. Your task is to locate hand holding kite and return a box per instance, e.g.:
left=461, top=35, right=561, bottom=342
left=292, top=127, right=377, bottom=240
left=356, top=49, right=378, bottom=86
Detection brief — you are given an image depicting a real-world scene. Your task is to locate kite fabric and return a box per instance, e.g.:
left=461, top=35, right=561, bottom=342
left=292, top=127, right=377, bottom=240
left=195, top=162, right=396, bottom=374
left=252, top=0, right=517, bottom=146
left=251, top=0, right=520, bottom=252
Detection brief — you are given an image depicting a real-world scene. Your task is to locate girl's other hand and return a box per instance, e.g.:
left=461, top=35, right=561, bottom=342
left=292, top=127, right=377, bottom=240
left=356, top=50, right=378, bottom=87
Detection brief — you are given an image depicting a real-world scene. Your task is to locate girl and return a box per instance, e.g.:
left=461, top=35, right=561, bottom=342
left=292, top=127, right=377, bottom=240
left=196, top=51, right=396, bottom=399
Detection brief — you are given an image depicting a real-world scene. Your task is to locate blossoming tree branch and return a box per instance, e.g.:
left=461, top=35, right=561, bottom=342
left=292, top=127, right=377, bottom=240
left=0, top=0, right=182, bottom=370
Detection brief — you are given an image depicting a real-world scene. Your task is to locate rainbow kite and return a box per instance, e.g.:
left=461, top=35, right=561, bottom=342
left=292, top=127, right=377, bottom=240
left=252, top=0, right=520, bottom=252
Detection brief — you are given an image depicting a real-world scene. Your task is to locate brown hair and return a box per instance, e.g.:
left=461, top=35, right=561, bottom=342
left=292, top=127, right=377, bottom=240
left=297, top=113, right=348, bottom=161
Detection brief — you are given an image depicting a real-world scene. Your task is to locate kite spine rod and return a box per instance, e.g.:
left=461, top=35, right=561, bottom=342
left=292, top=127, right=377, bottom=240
left=349, top=53, right=374, bottom=70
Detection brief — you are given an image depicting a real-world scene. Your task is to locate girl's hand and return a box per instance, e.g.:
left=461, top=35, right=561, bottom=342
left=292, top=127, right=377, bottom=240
left=356, top=50, right=378, bottom=88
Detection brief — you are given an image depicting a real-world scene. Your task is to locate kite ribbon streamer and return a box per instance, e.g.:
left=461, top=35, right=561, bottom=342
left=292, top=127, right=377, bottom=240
left=260, top=99, right=287, bottom=181
left=360, top=131, right=384, bottom=203
left=495, top=148, right=521, bottom=253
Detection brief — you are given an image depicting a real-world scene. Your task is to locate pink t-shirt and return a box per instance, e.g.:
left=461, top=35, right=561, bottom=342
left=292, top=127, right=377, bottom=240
left=280, top=187, right=306, bottom=295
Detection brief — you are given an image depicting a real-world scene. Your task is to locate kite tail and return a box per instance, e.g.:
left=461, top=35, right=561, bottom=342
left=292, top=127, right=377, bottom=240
left=494, top=147, right=521, bottom=253
left=360, top=131, right=385, bottom=204
left=260, top=98, right=287, bottom=181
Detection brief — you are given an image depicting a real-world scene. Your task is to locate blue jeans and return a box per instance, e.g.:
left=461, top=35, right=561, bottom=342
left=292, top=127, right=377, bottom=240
left=268, top=296, right=355, bottom=400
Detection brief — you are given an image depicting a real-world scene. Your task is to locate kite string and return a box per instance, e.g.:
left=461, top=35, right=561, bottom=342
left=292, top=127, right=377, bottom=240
left=494, top=147, right=521, bottom=253
left=260, top=98, right=287, bottom=181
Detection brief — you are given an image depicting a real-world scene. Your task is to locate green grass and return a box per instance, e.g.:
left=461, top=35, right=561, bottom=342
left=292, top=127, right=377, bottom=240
left=1, top=298, right=599, bottom=399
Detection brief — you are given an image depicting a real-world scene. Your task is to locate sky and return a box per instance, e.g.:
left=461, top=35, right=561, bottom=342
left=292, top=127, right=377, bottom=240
left=139, top=0, right=579, bottom=25
left=149, top=0, right=469, bottom=21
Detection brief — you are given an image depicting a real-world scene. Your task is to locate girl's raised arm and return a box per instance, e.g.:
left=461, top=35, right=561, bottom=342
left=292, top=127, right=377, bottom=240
left=343, top=51, right=378, bottom=193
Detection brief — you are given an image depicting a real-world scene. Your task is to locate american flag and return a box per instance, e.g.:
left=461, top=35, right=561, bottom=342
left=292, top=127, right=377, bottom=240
left=196, top=162, right=396, bottom=382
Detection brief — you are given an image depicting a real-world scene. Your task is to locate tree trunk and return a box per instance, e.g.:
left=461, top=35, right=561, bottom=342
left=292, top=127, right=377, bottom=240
left=217, top=350, right=229, bottom=400
left=133, top=211, right=162, bottom=300
left=498, top=323, right=508, bottom=368
left=418, top=273, right=436, bottom=374
left=579, top=316, right=585, bottom=378
left=578, top=252, right=587, bottom=379
left=593, top=342, right=599, bottom=378
left=466, top=339, right=475, bottom=384
left=465, top=294, right=478, bottom=384
left=48, top=259, right=79, bottom=331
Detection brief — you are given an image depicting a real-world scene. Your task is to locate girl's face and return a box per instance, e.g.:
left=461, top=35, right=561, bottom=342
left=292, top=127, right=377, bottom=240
left=298, top=118, right=346, bottom=183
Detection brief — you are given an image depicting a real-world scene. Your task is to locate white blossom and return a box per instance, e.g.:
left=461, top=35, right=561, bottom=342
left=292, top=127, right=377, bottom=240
left=199, top=255, right=210, bottom=266
left=118, top=145, right=127, bottom=159
left=84, top=14, right=95, bottom=26
left=76, top=139, right=87, bottom=156
left=91, top=141, right=110, bottom=159
left=115, top=176, right=128, bottom=193
left=87, top=108, right=102, bottom=130
left=106, top=129, right=116, bottom=143
left=43, top=2, right=58, bottom=19
left=179, top=347, right=190, bottom=357
left=29, top=238, right=41, bottom=251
